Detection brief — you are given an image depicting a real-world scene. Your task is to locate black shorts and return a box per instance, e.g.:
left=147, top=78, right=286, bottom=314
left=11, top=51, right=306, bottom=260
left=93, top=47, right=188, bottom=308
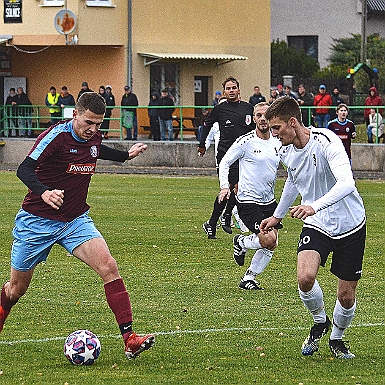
left=237, top=201, right=282, bottom=234
left=297, top=224, right=366, bottom=281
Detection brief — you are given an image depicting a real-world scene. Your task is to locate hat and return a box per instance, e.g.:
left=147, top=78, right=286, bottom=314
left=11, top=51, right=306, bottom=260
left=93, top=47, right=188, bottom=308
left=215, top=91, right=221, bottom=95
left=319, top=84, right=326, bottom=89
left=82, top=82, right=88, bottom=87
left=124, top=86, right=130, bottom=90
left=277, top=84, right=283, bottom=88
left=105, top=85, right=112, bottom=90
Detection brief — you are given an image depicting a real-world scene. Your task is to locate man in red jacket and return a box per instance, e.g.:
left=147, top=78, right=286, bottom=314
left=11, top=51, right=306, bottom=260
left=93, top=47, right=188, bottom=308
left=313, top=85, right=332, bottom=128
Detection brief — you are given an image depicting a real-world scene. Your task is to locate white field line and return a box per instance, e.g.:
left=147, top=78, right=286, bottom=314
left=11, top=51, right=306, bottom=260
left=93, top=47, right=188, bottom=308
left=0, top=322, right=384, bottom=345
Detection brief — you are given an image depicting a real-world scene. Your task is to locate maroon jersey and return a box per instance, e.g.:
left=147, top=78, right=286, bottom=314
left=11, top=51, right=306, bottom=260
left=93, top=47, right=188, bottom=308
left=326, top=118, right=356, bottom=159
left=22, top=120, right=102, bottom=221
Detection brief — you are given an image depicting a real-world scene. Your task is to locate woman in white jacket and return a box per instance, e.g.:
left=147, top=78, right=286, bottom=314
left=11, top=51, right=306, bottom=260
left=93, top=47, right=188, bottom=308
left=367, top=108, right=384, bottom=143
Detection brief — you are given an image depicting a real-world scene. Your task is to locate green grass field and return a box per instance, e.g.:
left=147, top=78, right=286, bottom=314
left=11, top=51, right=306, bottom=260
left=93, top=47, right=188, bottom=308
left=0, top=171, right=384, bottom=385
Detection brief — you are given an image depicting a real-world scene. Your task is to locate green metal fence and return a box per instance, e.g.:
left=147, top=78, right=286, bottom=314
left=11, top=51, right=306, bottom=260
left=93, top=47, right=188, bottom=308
left=0, top=104, right=384, bottom=143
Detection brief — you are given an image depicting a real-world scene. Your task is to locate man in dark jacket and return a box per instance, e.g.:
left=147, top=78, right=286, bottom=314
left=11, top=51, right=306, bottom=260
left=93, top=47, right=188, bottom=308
left=297, top=84, right=314, bottom=126
left=4, top=88, right=18, bottom=137
left=249, top=86, right=266, bottom=106
left=121, top=86, right=139, bottom=140
left=77, top=82, right=93, bottom=101
left=16, top=87, right=33, bottom=137
left=148, top=92, right=160, bottom=141
left=157, top=89, right=175, bottom=141
left=330, top=86, right=344, bottom=120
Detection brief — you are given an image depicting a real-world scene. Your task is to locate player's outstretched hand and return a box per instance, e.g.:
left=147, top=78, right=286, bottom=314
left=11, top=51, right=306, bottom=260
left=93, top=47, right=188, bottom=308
left=128, top=143, right=148, bottom=159
left=42, top=189, right=64, bottom=210
left=260, top=216, right=280, bottom=234
left=197, top=147, right=206, bottom=157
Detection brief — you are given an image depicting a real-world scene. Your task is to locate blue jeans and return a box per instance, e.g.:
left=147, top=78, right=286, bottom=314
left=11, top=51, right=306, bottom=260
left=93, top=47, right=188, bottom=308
left=314, top=113, right=330, bottom=128
left=367, top=125, right=373, bottom=143
left=18, top=114, right=33, bottom=137
left=158, top=118, right=173, bottom=141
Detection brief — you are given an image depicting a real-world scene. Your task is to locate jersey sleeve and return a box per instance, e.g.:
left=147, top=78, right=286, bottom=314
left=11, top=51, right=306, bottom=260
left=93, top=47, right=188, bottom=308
left=218, top=141, right=244, bottom=189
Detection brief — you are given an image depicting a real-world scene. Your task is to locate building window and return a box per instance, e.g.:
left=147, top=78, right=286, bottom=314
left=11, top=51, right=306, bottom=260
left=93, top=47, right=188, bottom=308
left=42, top=0, right=64, bottom=6
left=150, top=63, right=180, bottom=105
left=287, top=35, right=318, bottom=62
left=86, top=0, right=114, bottom=6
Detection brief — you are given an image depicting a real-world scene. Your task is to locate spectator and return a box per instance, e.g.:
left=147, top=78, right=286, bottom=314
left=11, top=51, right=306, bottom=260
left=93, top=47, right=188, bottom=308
left=249, top=86, right=266, bottom=106
left=284, top=85, right=297, bottom=100
left=268, top=88, right=279, bottom=104
left=313, top=84, right=332, bottom=128
left=45, top=86, right=61, bottom=125
left=98, top=86, right=109, bottom=138
left=157, top=89, right=175, bottom=141
left=148, top=92, right=160, bottom=141
left=198, top=108, right=210, bottom=142
left=4, top=88, right=18, bottom=137
left=364, top=87, right=383, bottom=126
left=367, top=108, right=384, bottom=143
left=276, top=84, right=284, bottom=97
left=329, top=86, right=344, bottom=120
left=104, top=85, right=115, bottom=139
left=297, top=84, right=314, bottom=126
left=16, top=87, right=33, bottom=137
left=77, top=81, right=93, bottom=101
left=212, top=91, right=222, bottom=106
left=326, top=103, right=356, bottom=166
left=58, top=86, right=75, bottom=109
left=121, top=86, right=139, bottom=141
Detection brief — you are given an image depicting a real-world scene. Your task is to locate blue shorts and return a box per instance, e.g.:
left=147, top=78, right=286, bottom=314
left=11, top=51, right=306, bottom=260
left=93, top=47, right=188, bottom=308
left=11, top=209, right=103, bottom=272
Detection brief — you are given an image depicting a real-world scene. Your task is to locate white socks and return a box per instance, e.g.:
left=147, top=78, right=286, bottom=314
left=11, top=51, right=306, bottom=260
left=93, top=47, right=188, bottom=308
left=299, top=280, right=327, bottom=324
left=330, top=299, right=356, bottom=340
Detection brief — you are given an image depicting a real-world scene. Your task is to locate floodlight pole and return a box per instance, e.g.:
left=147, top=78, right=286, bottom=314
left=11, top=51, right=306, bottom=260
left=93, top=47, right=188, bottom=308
left=360, top=0, right=367, bottom=63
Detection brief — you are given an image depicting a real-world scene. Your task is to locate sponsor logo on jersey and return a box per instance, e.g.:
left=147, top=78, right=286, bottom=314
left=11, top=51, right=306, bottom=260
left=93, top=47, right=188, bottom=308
left=70, top=149, right=78, bottom=153
left=245, top=115, right=251, bottom=125
left=90, top=145, right=98, bottom=157
left=66, top=163, right=96, bottom=174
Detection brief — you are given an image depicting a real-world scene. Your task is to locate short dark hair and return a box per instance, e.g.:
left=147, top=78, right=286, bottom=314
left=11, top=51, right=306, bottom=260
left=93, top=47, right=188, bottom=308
left=61, top=86, right=68, bottom=91
left=50, top=86, right=56, bottom=91
left=265, top=96, right=302, bottom=124
left=75, top=92, right=106, bottom=115
left=222, top=76, right=239, bottom=89
left=161, top=89, right=168, bottom=93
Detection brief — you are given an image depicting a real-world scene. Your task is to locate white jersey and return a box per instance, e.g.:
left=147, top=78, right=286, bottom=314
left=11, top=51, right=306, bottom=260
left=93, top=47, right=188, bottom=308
left=219, top=130, right=281, bottom=204
left=274, top=127, right=366, bottom=238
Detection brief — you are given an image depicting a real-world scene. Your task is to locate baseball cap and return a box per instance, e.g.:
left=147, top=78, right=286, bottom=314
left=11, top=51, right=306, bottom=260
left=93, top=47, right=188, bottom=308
left=124, top=86, right=130, bottom=90
left=105, top=85, right=112, bottom=90
left=215, top=90, right=221, bottom=95
left=82, top=82, right=88, bottom=87
left=319, top=84, right=326, bottom=89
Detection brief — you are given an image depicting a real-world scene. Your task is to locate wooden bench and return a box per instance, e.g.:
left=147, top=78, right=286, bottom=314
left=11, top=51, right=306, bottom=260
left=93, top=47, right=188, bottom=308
left=141, top=125, right=199, bottom=139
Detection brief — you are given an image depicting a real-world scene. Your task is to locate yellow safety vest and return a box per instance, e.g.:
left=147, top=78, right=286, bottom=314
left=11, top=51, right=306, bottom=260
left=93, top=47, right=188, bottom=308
left=47, top=92, right=60, bottom=114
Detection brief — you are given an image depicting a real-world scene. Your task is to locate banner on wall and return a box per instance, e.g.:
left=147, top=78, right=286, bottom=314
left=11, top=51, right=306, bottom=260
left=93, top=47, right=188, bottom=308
left=4, top=0, right=22, bottom=24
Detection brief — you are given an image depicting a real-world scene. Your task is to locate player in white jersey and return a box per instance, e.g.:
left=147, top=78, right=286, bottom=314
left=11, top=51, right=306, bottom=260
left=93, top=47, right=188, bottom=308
left=260, top=96, right=366, bottom=359
left=218, top=102, right=282, bottom=290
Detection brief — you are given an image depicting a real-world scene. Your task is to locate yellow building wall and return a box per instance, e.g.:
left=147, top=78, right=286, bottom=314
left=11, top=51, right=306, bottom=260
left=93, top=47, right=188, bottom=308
left=0, top=0, right=270, bottom=135
left=132, top=0, right=271, bottom=105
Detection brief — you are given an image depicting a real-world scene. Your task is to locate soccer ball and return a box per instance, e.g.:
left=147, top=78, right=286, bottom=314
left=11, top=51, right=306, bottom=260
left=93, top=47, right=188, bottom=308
left=64, top=329, right=101, bottom=365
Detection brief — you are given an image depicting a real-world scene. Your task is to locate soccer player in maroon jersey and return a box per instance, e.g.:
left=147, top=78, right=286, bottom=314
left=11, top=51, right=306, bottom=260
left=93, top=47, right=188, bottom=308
left=326, top=103, right=356, bottom=165
left=0, top=92, right=155, bottom=360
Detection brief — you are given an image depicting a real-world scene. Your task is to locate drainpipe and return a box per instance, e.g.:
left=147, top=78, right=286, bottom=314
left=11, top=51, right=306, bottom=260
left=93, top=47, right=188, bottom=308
left=127, top=0, right=132, bottom=89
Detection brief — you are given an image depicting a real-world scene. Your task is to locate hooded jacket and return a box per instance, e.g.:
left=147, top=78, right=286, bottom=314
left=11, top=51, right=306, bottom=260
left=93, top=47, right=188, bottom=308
left=364, top=87, right=383, bottom=118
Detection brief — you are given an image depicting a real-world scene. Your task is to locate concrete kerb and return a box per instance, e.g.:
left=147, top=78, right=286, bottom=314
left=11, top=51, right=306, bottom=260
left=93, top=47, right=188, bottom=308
left=0, top=138, right=384, bottom=179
